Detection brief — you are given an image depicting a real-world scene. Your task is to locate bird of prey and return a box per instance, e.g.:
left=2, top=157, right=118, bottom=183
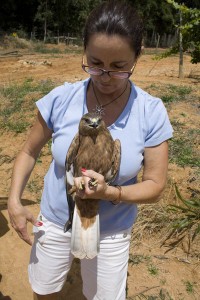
left=65, top=112, right=121, bottom=259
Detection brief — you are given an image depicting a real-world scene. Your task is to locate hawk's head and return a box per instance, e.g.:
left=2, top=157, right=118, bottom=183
left=79, top=113, right=106, bottom=136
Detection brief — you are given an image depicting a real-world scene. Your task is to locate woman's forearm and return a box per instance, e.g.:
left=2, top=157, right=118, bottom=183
left=106, top=179, right=165, bottom=205
left=8, top=150, right=38, bottom=204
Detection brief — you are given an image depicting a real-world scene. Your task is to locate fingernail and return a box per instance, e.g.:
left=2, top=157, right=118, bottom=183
left=35, top=221, right=43, bottom=226
left=81, top=168, right=87, bottom=172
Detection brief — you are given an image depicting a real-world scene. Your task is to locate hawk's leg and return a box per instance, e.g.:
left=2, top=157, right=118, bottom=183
left=79, top=181, right=85, bottom=190
left=88, top=177, right=98, bottom=188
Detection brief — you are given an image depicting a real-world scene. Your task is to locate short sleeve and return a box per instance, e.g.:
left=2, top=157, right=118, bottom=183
left=36, top=83, right=71, bottom=130
left=144, top=97, right=173, bottom=147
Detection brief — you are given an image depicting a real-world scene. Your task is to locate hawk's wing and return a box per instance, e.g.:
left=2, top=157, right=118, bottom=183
left=105, top=138, right=121, bottom=184
left=64, top=133, right=79, bottom=232
left=65, top=132, right=80, bottom=188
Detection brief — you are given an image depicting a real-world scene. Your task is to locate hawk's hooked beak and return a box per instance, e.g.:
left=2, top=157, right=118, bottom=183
left=90, top=118, right=100, bottom=128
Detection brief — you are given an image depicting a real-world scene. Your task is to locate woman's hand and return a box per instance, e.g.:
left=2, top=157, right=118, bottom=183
left=74, top=169, right=109, bottom=200
left=7, top=111, right=53, bottom=245
left=8, top=201, right=39, bottom=245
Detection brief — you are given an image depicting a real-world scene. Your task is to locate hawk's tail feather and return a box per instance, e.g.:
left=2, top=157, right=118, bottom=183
left=71, top=205, right=100, bottom=259
left=80, top=216, right=96, bottom=229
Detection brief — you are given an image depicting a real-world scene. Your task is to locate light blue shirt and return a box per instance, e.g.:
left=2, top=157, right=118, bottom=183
left=36, top=78, right=173, bottom=233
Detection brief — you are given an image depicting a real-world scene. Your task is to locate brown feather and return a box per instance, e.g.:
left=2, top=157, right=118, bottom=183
left=66, top=112, right=121, bottom=229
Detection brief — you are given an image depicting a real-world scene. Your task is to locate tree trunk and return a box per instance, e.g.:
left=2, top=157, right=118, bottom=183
left=156, top=33, right=160, bottom=54
left=179, top=10, right=184, bottom=78
left=44, top=0, right=47, bottom=43
left=57, top=30, right=59, bottom=44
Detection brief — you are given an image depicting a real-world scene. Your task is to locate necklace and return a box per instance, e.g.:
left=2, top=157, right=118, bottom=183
left=91, top=81, right=129, bottom=115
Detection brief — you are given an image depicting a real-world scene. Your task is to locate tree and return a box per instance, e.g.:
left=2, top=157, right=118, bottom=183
left=33, top=0, right=103, bottom=40
left=129, top=0, right=175, bottom=35
left=166, top=0, right=200, bottom=64
left=34, top=0, right=55, bottom=41
left=0, top=0, right=39, bottom=35
left=176, top=0, right=200, bottom=9
left=57, top=0, right=102, bottom=36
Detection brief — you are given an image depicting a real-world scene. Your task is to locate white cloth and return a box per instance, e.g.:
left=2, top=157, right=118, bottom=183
left=28, top=213, right=132, bottom=299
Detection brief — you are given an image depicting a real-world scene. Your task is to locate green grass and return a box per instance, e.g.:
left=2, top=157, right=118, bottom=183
left=64, top=48, right=83, bottom=54
left=33, top=43, right=83, bottom=55
left=129, top=254, right=151, bottom=265
left=148, top=264, right=159, bottom=276
left=169, top=125, right=200, bottom=167
left=127, top=288, right=174, bottom=300
left=47, top=139, right=52, bottom=154
left=146, top=84, right=200, bottom=167
left=4, top=120, right=29, bottom=133
left=143, top=48, right=170, bottom=55
left=184, top=281, right=197, bottom=295
left=0, top=78, right=55, bottom=133
left=162, top=185, right=200, bottom=252
left=164, top=84, right=192, bottom=102
left=33, top=44, right=62, bottom=54
left=145, top=84, right=193, bottom=104
left=27, top=179, right=39, bottom=193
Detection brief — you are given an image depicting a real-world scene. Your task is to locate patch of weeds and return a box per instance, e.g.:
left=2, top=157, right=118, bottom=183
left=169, top=123, right=200, bottom=168
left=131, top=202, right=171, bottom=242
left=168, top=84, right=192, bottom=96
left=160, top=279, right=167, bottom=285
left=161, top=185, right=200, bottom=253
left=47, top=139, right=52, bottom=154
left=144, top=48, right=167, bottom=55
left=177, top=85, right=193, bottom=96
left=0, top=79, right=55, bottom=133
left=0, top=78, right=34, bottom=117
left=145, top=84, right=193, bottom=104
left=184, top=280, right=197, bottom=295
left=0, top=153, right=14, bottom=166
left=64, top=48, right=82, bottom=55
left=148, top=264, right=159, bottom=276
left=4, top=120, right=29, bottom=133
left=34, top=44, right=62, bottom=54
left=128, top=288, right=174, bottom=300
left=161, top=95, right=174, bottom=103
left=36, top=156, right=42, bottom=164
left=3, top=36, right=29, bottom=49
left=162, top=85, right=192, bottom=103
left=169, top=137, right=199, bottom=167
left=170, top=119, right=184, bottom=128
left=27, top=180, right=39, bottom=193
left=180, top=112, right=186, bottom=117
left=129, top=254, right=150, bottom=265
left=39, top=79, right=55, bottom=95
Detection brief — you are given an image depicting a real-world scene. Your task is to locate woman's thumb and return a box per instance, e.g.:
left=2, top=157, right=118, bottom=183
left=29, top=215, right=43, bottom=227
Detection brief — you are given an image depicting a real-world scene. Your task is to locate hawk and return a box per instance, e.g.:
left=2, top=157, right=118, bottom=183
left=65, top=112, right=121, bottom=259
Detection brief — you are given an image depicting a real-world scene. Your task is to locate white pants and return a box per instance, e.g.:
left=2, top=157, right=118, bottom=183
left=28, top=214, right=132, bottom=300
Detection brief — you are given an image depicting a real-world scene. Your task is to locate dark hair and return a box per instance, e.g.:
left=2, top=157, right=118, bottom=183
left=83, top=0, right=143, bottom=58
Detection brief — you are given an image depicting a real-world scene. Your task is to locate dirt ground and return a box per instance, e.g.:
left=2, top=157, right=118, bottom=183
left=0, top=43, right=200, bottom=300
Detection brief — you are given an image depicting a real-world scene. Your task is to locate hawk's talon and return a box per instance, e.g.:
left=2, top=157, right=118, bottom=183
left=79, top=181, right=85, bottom=190
left=88, top=177, right=98, bottom=188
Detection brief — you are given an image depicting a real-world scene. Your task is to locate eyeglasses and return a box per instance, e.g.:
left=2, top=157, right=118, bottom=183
left=82, top=57, right=136, bottom=79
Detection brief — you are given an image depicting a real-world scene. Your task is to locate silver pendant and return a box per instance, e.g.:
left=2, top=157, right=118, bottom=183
left=94, top=105, right=105, bottom=115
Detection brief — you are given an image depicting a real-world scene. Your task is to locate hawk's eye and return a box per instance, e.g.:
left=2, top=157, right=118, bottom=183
left=84, top=118, right=90, bottom=124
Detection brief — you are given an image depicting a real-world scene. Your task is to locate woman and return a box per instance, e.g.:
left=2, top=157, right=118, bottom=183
left=8, top=1, right=173, bottom=299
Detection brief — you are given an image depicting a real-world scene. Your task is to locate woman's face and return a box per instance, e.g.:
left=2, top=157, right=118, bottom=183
left=85, top=33, right=136, bottom=95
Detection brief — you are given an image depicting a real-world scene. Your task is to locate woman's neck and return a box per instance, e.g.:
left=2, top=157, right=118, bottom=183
left=86, top=79, right=132, bottom=126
